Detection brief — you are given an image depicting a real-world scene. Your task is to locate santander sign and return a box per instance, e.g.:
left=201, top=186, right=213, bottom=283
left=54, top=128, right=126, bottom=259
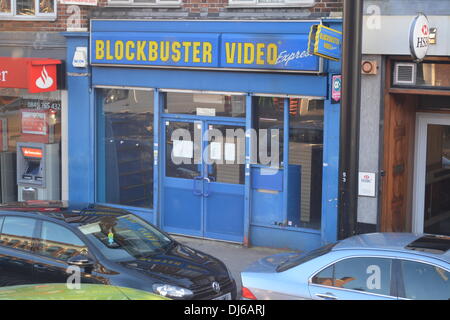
left=29, top=62, right=59, bottom=93
left=0, top=57, right=60, bottom=93
left=35, top=66, right=54, bottom=90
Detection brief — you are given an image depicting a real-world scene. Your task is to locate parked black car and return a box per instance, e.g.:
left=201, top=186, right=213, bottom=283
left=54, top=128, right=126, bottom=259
left=0, top=201, right=236, bottom=300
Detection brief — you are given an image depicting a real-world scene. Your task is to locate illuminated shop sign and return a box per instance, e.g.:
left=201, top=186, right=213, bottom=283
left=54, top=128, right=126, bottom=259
left=91, top=32, right=321, bottom=72
left=0, top=57, right=61, bottom=93
left=308, top=25, right=342, bottom=62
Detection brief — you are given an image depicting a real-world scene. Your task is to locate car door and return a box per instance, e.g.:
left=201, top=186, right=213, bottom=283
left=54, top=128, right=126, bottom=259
left=32, top=220, right=104, bottom=285
left=0, top=215, right=38, bottom=286
left=397, top=259, right=450, bottom=300
left=308, top=257, right=398, bottom=300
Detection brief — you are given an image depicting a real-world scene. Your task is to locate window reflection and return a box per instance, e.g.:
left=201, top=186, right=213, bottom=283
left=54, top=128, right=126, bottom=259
left=165, top=92, right=245, bottom=118
left=0, top=0, right=11, bottom=13
left=289, top=98, right=324, bottom=230
left=424, top=125, right=450, bottom=236
left=79, top=214, right=172, bottom=262
left=37, top=222, right=87, bottom=261
left=401, top=260, right=450, bottom=300
left=16, top=0, right=34, bottom=15
left=0, top=216, right=35, bottom=252
left=39, top=0, right=54, bottom=13
left=98, top=89, right=154, bottom=209
left=253, top=96, right=284, bottom=166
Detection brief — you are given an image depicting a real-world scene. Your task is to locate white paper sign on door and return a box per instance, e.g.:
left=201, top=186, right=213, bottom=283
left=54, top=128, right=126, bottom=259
left=225, top=143, right=236, bottom=162
left=210, top=142, right=222, bottom=161
left=358, top=172, right=376, bottom=197
left=173, top=140, right=194, bottom=159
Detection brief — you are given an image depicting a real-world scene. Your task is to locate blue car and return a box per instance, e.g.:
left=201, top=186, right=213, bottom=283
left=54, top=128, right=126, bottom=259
left=240, top=233, right=450, bottom=300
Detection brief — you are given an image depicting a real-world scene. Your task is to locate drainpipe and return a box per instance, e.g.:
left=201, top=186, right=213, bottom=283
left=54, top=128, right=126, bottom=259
left=338, top=0, right=364, bottom=240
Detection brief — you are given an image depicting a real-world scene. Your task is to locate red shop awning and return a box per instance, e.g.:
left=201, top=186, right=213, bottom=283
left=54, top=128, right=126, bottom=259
left=0, top=57, right=61, bottom=93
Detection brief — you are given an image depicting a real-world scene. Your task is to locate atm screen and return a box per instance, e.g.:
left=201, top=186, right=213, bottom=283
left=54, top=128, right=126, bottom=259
left=25, top=160, right=41, bottom=175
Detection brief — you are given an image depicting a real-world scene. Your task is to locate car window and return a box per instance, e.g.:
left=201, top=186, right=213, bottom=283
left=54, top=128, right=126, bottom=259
left=78, top=214, right=173, bottom=262
left=37, top=221, right=88, bottom=261
left=312, top=265, right=334, bottom=286
left=276, top=243, right=336, bottom=272
left=312, top=257, right=393, bottom=297
left=0, top=216, right=36, bottom=252
left=400, top=260, right=450, bottom=300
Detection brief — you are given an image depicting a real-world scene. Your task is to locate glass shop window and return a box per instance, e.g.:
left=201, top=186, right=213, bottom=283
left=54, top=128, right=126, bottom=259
left=393, top=62, right=450, bottom=90
left=0, top=88, right=62, bottom=203
left=289, top=98, right=324, bottom=230
left=0, top=0, right=56, bottom=19
left=97, top=89, right=154, bottom=209
left=252, top=96, right=284, bottom=167
left=164, top=92, right=246, bottom=118
left=229, top=0, right=315, bottom=7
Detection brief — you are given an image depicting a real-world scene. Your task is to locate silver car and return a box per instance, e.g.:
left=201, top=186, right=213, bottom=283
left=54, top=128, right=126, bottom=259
left=240, top=233, right=450, bottom=300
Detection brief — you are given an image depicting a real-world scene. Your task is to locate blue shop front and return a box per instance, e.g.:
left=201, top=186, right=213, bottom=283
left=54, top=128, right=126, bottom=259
left=64, top=19, right=341, bottom=251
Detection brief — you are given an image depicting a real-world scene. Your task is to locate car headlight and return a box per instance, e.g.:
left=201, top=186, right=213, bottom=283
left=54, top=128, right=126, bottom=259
left=152, top=284, right=193, bottom=299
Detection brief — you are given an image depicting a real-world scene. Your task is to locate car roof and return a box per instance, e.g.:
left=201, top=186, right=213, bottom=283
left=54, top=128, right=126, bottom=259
left=0, top=201, right=131, bottom=226
left=333, top=233, right=450, bottom=263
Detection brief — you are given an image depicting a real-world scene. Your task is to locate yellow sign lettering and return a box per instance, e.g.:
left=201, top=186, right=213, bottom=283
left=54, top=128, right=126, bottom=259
left=95, top=40, right=105, bottom=60
left=192, top=42, right=201, bottom=63
left=126, top=41, right=135, bottom=60
left=160, top=41, right=170, bottom=62
left=136, top=41, right=147, bottom=61
left=182, top=42, right=192, bottom=63
left=171, top=42, right=181, bottom=62
left=148, top=41, right=158, bottom=62
left=225, top=42, right=236, bottom=64
left=203, top=42, right=212, bottom=64
left=244, top=43, right=255, bottom=65
left=114, top=41, right=124, bottom=60
left=106, top=40, right=113, bottom=60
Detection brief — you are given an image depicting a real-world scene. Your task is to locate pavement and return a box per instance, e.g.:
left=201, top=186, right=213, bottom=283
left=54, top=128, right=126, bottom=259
left=172, top=235, right=294, bottom=297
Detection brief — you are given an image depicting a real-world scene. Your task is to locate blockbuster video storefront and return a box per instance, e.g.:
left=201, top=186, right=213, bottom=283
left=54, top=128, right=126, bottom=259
left=64, top=20, right=342, bottom=251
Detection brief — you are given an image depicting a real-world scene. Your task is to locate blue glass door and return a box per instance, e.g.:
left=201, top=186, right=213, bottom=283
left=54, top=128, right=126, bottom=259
left=162, top=119, right=245, bottom=242
left=203, top=122, right=245, bottom=242
left=162, top=120, right=203, bottom=237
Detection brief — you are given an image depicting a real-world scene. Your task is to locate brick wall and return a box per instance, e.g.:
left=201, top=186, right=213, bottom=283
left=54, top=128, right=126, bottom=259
left=0, top=0, right=342, bottom=32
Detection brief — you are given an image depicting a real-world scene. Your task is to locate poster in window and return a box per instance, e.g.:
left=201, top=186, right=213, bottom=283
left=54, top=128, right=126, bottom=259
left=210, top=142, right=222, bottom=161
left=173, top=140, right=193, bottom=159
left=21, top=109, right=48, bottom=136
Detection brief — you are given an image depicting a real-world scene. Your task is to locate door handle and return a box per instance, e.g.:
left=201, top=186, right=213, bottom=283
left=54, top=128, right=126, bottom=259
left=315, top=293, right=337, bottom=300
left=193, top=176, right=203, bottom=196
left=203, top=177, right=211, bottom=197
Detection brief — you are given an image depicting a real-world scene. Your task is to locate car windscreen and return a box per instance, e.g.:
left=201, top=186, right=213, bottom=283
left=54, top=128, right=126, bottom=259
left=78, top=214, right=173, bottom=262
left=276, top=243, right=336, bottom=272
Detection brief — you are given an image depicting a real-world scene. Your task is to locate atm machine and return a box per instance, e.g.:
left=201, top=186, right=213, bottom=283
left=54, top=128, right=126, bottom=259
left=16, top=142, right=60, bottom=201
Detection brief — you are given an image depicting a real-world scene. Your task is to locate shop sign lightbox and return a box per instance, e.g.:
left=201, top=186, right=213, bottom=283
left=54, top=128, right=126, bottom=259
left=409, top=13, right=430, bottom=61
left=0, top=58, right=61, bottom=93
left=308, top=24, right=342, bottom=62
left=91, top=32, right=321, bottom=72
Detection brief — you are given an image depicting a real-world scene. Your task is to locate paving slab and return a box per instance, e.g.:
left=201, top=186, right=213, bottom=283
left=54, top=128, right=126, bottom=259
left=172, top=235, right=295, bottom=297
